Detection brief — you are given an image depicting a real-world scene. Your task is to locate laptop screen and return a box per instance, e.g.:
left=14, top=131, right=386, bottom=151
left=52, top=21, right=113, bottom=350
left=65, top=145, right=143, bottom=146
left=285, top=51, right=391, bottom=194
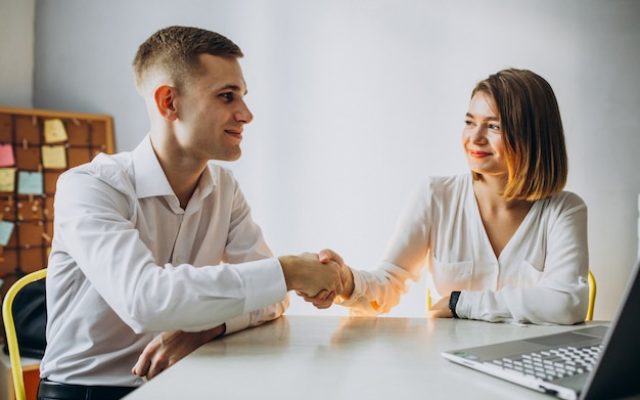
left=582, top=260, right=640, bottom=399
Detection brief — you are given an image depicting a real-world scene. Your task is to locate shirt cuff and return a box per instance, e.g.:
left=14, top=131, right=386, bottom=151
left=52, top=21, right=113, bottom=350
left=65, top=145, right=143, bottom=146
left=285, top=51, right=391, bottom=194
left=224, top=313, right=251, bottom=335
left=455, top=290, right=477, bottom=319
left=235, top=257, right=287, bottom=314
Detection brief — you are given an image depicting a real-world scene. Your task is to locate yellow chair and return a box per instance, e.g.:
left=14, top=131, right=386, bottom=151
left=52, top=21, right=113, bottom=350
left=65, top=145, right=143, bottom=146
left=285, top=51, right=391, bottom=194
left=2, top=268, right=47, bottom=400
left=426, top=270, right=597, bottom=321
left=586, top=270, right=596, bottom=321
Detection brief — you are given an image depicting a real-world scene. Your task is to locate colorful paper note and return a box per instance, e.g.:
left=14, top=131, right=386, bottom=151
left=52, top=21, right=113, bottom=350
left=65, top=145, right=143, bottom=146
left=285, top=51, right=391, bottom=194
left=18, top=171, right=43, bottom=195
left=0, top=144, right=15, bottom=167
left=44, top=119, right=68, bottom=143
left=0, top=168, right=16, bottom=192
left=42, top=145, right=68, bottom=168
left=0, top=220, right=15, bottom=246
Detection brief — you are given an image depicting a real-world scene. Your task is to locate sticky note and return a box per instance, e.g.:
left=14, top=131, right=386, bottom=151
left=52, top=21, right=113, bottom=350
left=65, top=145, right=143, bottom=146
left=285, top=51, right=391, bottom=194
left=18, top=171, right=44, bottom=195
left=0, top=168, right=16, bottom=192
left=42, top=145, right=67, bottom=168
left=44, top=119, right=68, bottom=143
left=0, top=144, right=15, bottom=167
left=0, top=220, right=15, bottom=246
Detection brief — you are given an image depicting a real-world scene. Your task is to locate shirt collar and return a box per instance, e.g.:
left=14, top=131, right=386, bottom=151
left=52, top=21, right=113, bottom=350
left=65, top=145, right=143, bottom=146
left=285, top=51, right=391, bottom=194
left=132, top=135, right=217, bottom=204
left=190, top=164, right=215, bottom=207
left=132, top=135, right=176, bottom=199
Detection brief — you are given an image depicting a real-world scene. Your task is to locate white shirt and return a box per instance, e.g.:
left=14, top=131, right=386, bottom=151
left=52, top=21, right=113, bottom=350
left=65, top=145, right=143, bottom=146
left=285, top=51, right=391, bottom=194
left=341, top=174, right=589, bottom=324
left=41, top=136, right=288, bottom=386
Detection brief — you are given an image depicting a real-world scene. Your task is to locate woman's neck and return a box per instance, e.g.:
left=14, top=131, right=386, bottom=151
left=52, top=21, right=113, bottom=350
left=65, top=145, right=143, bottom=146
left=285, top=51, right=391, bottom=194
left=473, top=173, right=529, bottom=212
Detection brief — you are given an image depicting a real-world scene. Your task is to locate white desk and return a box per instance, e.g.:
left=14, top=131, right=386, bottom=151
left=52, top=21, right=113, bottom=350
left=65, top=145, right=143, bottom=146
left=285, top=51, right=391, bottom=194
left=124, top=316, right=597, bottom=400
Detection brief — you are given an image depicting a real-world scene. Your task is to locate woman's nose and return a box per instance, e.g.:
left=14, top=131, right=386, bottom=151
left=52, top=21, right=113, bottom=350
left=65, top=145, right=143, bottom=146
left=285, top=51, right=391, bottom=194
left=469, top=125, right=487, bottom=143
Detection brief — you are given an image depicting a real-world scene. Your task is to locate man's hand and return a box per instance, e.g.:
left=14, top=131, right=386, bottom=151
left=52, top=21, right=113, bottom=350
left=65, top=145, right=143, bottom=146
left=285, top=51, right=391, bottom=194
left=132, top=324, right=225, bottom=380
left=279, top=252, right=343, bottom=297
left=428, top=295, right=453, bottom=319
left=297, top=248, right=355, bottom=309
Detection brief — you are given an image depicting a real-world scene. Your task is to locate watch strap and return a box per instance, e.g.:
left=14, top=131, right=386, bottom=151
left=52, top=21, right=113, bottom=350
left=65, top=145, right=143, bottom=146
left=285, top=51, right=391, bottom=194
left=449, top=291, right=461, bottom=318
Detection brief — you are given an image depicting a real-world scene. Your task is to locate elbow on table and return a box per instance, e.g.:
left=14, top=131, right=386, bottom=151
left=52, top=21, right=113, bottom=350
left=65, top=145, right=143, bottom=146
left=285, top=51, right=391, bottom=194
left=532, top=292, right=588, bottom=325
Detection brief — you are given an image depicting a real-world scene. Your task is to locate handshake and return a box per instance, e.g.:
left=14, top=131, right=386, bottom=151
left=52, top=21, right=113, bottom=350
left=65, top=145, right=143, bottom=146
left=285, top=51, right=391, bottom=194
left=279, top=249, right=354, bottom=309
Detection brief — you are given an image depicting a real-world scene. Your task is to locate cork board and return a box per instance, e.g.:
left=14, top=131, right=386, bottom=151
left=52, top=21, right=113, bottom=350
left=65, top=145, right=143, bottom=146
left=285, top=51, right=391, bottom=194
left=0, top=106, right=114, bottom=284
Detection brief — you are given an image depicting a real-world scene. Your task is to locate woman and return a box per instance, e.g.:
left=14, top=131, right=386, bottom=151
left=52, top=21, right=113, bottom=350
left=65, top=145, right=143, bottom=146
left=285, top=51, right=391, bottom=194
left=305, top=68, right=589, bottom=324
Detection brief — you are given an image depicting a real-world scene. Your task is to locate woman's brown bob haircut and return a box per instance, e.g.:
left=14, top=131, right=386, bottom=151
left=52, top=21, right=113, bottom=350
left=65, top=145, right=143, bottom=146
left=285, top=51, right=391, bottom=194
left=472, top=68, right=568, bottom=201
left=132, top=26, right=243, bottom=90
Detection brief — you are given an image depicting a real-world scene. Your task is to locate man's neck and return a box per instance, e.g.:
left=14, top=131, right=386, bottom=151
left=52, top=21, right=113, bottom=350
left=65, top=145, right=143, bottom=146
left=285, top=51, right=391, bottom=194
left=149, top=132, right=207, bottom=210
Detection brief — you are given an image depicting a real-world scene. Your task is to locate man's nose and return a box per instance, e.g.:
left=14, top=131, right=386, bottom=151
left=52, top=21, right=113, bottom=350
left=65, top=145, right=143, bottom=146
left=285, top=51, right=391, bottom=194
left=235, top=100, right=253, bottom=124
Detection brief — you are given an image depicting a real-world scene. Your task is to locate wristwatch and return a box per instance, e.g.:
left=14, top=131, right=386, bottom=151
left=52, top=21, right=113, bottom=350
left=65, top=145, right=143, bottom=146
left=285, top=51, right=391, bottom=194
left=449, top=291, right=461, bottom=318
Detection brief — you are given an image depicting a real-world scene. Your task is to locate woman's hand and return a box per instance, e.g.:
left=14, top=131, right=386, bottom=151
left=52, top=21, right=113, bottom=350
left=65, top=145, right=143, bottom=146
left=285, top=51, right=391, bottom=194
left=428, top=295, right=454, bottom=319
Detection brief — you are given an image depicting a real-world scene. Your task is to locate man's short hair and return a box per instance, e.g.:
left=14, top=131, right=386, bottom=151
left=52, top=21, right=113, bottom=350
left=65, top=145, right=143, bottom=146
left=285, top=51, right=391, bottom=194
left=132, top=25, right=243, bottom=90
left=472, top=68, right=568, bottom=201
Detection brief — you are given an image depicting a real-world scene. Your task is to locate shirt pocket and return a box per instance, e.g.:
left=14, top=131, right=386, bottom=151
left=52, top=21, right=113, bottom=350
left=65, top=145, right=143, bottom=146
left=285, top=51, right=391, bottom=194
left=431, top=258, right=473, bottom=294
left=517, top=260, right=544, bottom=288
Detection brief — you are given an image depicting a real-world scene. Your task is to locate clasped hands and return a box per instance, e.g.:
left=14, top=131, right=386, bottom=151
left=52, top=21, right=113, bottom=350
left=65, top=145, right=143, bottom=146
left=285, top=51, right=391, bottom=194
left=279, top=249, right=354, bottom=309
left=296, top=249, right=354, bottom=309
left=285, top=249, right=453, bottom=318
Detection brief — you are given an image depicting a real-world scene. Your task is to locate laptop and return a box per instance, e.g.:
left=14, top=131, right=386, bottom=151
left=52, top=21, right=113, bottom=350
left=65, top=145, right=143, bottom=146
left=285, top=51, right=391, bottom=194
left=442, top=260, right=640, bottom=400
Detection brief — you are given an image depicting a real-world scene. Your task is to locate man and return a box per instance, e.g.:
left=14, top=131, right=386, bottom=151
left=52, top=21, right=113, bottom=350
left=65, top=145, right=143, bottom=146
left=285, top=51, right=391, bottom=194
left=39, top=26, right=344, bottom=400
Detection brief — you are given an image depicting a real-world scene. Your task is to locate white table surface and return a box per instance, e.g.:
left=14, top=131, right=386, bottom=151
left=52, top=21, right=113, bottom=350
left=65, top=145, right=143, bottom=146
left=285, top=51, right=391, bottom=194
left=124, top=315, right=601, bottom=400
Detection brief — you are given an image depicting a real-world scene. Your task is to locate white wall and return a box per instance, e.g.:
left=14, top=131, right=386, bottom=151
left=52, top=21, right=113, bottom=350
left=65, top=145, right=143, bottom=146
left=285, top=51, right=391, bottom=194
left=33, top=0, right=640, bottom=320
left=0, top=0, right=35, bottom=107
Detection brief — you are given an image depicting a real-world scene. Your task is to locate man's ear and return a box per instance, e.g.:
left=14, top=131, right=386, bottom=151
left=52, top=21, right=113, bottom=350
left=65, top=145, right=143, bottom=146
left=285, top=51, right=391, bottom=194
left=153, top=85, right=179, bottom=121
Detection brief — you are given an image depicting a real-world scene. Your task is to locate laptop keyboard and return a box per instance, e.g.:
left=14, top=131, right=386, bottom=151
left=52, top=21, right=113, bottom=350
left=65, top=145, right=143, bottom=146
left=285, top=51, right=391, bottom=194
left=487, top=344, right=603, bottom=382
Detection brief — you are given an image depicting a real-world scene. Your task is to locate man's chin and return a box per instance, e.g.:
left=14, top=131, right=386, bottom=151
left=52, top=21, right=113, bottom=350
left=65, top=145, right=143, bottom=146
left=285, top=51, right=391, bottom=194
left=214, top=148, right=241, bottom=162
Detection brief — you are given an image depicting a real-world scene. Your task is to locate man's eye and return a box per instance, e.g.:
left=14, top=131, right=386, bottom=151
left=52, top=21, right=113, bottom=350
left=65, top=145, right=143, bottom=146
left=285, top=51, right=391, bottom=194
left=464, top=120, right=473, bottom=126
left=220, top=92, right=234, bottom=103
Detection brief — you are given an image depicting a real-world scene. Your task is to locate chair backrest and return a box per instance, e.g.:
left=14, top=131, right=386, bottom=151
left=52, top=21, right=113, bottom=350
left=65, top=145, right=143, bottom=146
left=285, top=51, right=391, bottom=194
left=425, top=269, right=598, bottom=322
left=2, top=268, right=47, bottom=400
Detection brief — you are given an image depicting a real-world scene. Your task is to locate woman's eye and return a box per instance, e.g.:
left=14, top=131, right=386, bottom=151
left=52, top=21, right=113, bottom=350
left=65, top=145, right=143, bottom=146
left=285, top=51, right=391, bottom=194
left=488, top=123, right=501, bottom=131
left=464, top=120, right=473, bottom=126
left=219, top=92, right=234, bottom=103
